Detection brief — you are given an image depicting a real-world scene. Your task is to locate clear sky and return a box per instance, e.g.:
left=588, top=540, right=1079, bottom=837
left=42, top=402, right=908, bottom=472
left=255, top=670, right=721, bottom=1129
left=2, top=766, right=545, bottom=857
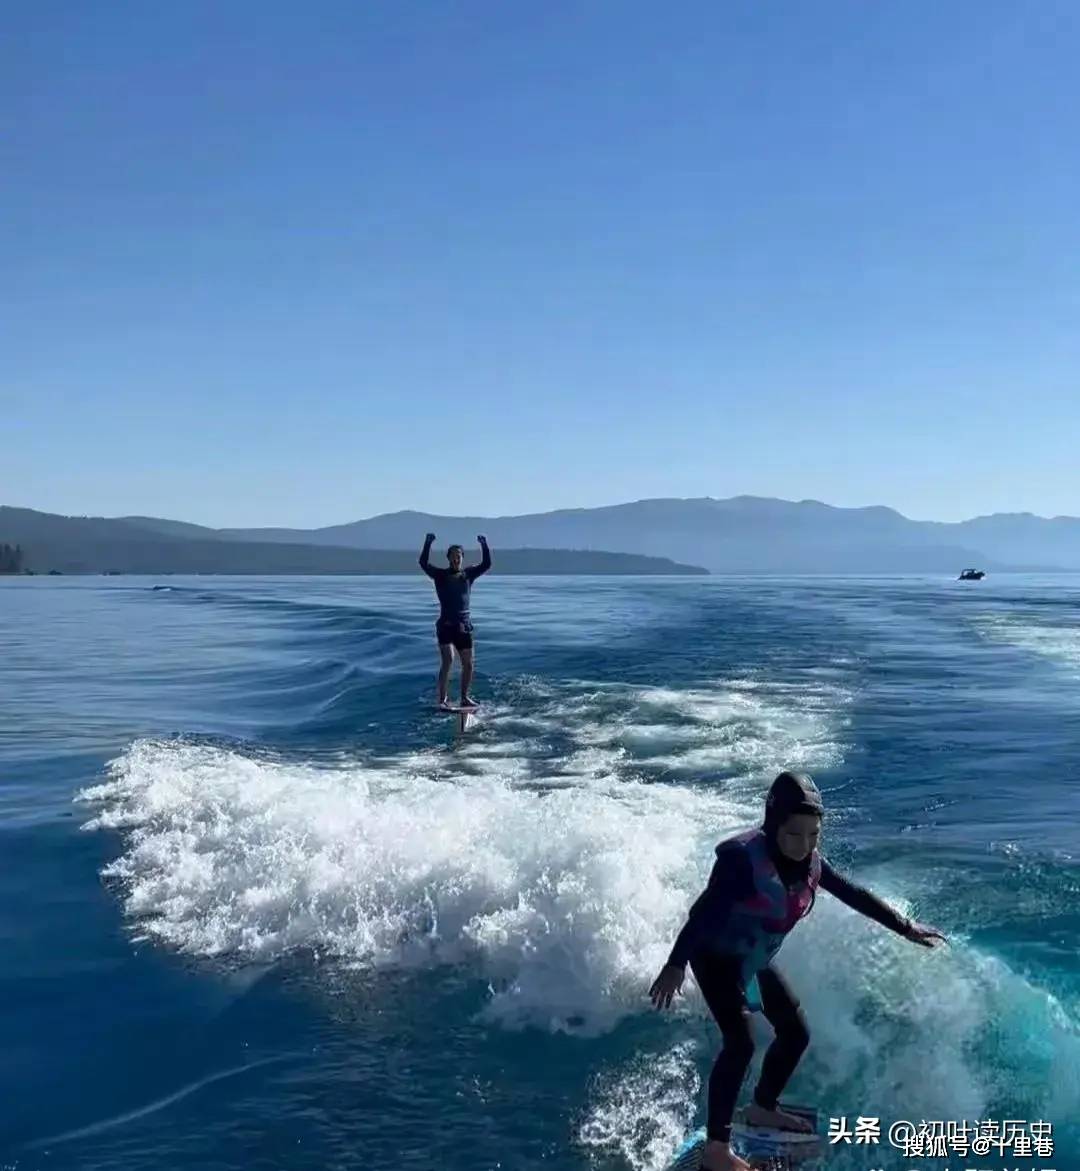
left=4, top=2, right=1078, bottom=527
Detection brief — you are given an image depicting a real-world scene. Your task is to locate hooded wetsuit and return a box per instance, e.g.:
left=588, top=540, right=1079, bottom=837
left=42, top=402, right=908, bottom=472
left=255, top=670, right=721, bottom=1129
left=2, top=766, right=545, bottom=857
left=668, top=772, right=913, bottom=1143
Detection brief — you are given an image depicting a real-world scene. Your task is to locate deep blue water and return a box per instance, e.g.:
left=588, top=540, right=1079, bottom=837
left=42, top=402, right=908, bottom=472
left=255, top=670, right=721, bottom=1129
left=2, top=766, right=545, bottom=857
left=2, top=574, right=1078, bottom=1171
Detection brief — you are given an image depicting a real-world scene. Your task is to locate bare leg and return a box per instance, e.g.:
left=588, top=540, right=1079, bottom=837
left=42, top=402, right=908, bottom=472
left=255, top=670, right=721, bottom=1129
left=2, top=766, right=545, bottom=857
left=438, top=645, right=453, bottom=705
left=459, top=647, right=475, bottom=704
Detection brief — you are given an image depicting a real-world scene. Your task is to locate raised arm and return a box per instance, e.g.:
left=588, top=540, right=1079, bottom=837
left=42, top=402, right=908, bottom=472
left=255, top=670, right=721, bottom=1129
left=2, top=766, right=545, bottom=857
left=419, top=532, right=438, bottom=578
left=466, top=534, right=492, bottom=581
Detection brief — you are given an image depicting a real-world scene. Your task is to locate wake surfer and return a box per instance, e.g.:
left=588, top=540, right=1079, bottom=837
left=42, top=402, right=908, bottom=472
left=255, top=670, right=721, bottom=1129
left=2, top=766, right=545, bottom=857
left=649, top=771, right=947, bottom=1171
left=419, top=532, right=491, bottom=709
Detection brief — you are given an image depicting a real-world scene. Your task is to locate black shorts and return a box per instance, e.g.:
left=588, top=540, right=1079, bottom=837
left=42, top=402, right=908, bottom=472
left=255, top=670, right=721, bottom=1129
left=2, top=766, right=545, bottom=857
left=436, top=618, right=474, bottom=650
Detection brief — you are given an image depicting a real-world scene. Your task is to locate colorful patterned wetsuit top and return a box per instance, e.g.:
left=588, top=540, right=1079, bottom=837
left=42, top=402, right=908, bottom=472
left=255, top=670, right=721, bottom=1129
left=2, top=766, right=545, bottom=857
left=718, top=827, right=820, bottom=992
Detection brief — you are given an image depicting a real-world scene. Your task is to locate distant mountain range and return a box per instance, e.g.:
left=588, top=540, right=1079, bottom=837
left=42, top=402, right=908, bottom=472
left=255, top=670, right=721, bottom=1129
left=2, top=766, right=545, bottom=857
left=0, top=507, right=705, bottom=576
left=115, top=496, right=1080, bottom=572
left=4, top=496, right=1080, bottom=575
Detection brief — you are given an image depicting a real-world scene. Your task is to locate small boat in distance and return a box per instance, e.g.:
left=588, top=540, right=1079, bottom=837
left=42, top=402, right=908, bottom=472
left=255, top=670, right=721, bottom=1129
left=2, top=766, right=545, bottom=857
left=958, top=568, right=986, bottom=581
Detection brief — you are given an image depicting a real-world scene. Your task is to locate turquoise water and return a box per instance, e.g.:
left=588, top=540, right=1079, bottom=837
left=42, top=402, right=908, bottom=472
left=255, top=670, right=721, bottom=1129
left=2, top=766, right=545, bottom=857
left=1, top=575, right=1078, bottom=1170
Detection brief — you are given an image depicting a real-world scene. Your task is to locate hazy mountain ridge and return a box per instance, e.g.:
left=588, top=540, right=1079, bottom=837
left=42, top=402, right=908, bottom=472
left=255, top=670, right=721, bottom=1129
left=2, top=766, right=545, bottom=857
left=0, top=508, right=705, bottom=575
left=5, top=496, right=1080, bottom=573
left=139, top=495, right=1080, bottom=572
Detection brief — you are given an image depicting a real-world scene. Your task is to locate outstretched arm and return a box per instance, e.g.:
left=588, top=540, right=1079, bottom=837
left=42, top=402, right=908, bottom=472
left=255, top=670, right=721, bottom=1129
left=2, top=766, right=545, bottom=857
left=819, top=859, right=945, bottom=946
left=419, top=533, right=438, bottom=579
left=466, top=534, right=492, bottom=581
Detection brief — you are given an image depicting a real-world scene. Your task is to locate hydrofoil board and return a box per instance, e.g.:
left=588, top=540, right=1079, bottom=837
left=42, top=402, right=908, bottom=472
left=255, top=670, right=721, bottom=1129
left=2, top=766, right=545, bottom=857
left=434, top=703, right=480, bottom=732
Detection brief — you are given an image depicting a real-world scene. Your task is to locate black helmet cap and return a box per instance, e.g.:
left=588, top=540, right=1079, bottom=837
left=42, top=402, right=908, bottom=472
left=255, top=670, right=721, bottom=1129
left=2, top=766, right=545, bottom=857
left=764, top=771, right=824, bottom=832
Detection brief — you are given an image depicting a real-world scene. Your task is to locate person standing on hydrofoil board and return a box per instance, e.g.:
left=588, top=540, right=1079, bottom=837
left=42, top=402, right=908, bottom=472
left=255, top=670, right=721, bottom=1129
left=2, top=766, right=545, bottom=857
left=419, top=532, right=491, bottom=710
left=649, top=771, right=947, bottom=1171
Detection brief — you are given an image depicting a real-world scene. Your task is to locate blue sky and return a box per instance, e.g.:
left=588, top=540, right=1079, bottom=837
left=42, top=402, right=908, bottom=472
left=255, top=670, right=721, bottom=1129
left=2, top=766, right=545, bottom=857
left=4, top=2, right=1078, bottom=527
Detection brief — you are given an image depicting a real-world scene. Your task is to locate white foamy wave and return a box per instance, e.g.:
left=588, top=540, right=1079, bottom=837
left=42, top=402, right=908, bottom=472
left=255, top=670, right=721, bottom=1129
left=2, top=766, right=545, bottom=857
left=506, top=679, right=849, bottom=785
left=765, top=877, right=1080, bottom=1142
left=76, top=675, right=850, bottom=1033
left=974, top=613, right=1080, bottom=674
left=78, top=739, right=749, bottom=1032
left=577, top=1041, right=701, bottom=1171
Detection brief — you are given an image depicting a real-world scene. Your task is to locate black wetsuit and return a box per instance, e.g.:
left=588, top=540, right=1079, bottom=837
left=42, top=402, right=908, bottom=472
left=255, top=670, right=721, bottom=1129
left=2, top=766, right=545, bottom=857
left=419, top=542, right=491, bottom=649
left=668, top=837, right=912, bottom=1143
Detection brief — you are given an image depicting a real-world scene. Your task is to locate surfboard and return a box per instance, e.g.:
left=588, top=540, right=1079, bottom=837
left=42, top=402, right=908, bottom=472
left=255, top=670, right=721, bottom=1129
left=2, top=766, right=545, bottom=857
left=664, top=1104, right=822, bottom=1170
left=666, top=1129, right=708, bottom=1171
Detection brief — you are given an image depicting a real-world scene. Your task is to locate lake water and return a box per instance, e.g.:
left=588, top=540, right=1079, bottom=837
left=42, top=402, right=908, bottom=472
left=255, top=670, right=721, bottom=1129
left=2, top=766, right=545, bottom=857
left=2, top=574, right=1077, bottom=1170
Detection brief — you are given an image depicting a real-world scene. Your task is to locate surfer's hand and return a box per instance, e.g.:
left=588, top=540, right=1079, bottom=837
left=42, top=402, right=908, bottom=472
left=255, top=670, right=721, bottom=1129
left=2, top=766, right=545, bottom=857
left=425, top=532, right=436, bottom=543
left=477, top=534, right=487, bottom=545
left=906, top=921, right=947, bottom=947
left=649, top=964, right=684, bottom=1010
